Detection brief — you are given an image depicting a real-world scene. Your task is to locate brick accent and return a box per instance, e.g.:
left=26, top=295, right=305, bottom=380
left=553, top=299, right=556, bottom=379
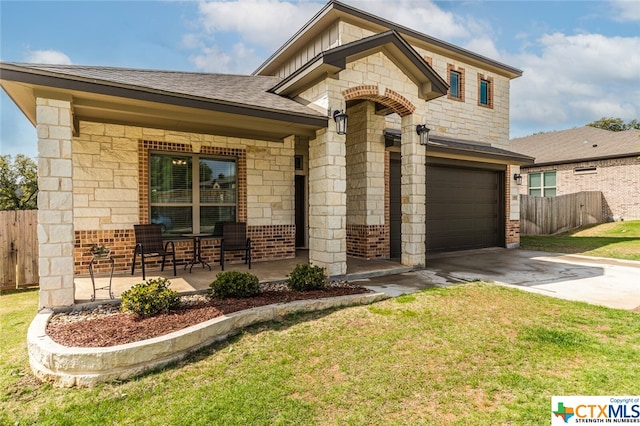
left=248, top=225, right=296, bottom=261
left=342, top=85, right=416, bottom=117
left=505, top=166, right=520, bottom=247
left=347, top=225, right=389, bottom=259
left=74, top=224, right=294, bottom=276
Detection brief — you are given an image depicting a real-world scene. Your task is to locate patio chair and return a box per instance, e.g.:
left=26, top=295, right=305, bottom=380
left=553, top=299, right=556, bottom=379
left=220, top=222, right=251, bottom=271
left=131, top=224, right=177, bottom=280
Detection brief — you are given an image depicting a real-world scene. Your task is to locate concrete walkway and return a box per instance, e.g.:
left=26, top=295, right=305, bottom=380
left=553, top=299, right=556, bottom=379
left=355, top=248, right=640, bottom=311
left=78, top=248, right=639, bottom=311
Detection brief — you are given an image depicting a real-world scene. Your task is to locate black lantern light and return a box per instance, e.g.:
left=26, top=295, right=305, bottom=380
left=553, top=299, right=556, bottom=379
left=416, top=124, right=430, bottom=146
left=513, top=173, right=523, bottom=185
left=333, top=110, right=348, bottom=135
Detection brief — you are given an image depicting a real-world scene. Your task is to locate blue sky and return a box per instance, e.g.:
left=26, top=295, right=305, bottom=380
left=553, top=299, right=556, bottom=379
left=1, top=0, right=639, bottom=159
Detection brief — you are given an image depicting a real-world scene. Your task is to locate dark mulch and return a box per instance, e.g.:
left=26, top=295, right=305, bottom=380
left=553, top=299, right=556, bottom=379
left=46, top=287, right=370, bottom=348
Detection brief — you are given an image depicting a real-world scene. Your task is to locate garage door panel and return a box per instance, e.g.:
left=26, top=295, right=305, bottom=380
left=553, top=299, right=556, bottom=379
left=426, top=166, right=502, bottom=252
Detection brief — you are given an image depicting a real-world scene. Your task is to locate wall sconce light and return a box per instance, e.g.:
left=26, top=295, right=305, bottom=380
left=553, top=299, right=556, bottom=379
left=416, top=124, right=430, bottom=146
left=333, top=110, right=348, bottom=135
left=513, top=173, right=523, bottom=185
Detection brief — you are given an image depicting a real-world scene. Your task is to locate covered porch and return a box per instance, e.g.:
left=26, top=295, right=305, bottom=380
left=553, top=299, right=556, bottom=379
left=74, top=251, right=411, bottom=304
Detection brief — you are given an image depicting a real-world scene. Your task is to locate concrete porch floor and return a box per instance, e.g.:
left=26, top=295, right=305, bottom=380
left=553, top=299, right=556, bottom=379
left=75, top=250, right=413, bottom=303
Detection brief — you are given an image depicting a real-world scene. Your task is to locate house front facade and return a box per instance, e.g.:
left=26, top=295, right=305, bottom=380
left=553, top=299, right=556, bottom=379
left=510, top=126, right=640, bottom=221
left=0, top=0, right=532, bottom=309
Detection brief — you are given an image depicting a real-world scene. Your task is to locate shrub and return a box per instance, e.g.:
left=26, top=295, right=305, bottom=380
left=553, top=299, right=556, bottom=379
left=286, top=263, right=327, bottom=291
left=120, top=278, right=180, bottom=317
left=209, top=271, right=260, bottom=299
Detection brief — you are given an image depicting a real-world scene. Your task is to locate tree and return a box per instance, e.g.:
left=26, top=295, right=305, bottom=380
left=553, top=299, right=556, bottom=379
left=587, top=117, right=640, bottom=131
left=0, top=154, right=38, bottom=210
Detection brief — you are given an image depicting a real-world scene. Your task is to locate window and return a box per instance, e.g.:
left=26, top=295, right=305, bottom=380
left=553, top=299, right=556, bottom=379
left=447, top=65, right=464, bottom=101
left=529, top=172, right=556, bottom=197
left=149, top=153, right=237, bottom=237
left=478, top=74, right=493, bottom=108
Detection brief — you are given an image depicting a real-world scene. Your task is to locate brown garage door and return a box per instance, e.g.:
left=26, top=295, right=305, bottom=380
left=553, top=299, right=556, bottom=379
left=426, top=165, right=503, bottom=252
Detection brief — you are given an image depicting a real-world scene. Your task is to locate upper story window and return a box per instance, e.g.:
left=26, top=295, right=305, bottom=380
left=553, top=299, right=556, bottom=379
left=149, top=153, right=237, bottom=237
left=447, top=64, right=464, bottom=101
left=478, top=74, right=494, bottom=108
left=529, top=171, right=556, bottom=197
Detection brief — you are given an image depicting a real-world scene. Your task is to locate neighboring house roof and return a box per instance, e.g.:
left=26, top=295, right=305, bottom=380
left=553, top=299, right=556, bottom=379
left=510, top=126, right=640, bottom=167
left=255, top=0, right=522, bottom=79
left=385, top=129, right=534, bottom=165
left=269, top=30, right=448, bottom=101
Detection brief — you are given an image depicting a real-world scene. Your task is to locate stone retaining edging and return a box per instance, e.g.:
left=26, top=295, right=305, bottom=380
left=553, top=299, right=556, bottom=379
left=28, top=292, right=388, bottom=387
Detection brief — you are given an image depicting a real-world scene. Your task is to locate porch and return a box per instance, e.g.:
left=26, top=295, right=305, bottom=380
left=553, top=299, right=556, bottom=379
left=74, top=250, right=412, bottom=304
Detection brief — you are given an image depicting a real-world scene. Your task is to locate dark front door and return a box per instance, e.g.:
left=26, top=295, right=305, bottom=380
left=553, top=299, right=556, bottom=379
left=389, top=157, right=402, bottom=258
left=295, top=175, right=306, bottom=247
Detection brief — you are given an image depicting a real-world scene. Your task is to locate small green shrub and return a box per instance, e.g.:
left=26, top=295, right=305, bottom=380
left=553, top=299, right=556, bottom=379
left=120, top=278, right=180, bottom=317
left=286, top=263, right=327, bottom=291
left=209, top=271, right=260, bottom=299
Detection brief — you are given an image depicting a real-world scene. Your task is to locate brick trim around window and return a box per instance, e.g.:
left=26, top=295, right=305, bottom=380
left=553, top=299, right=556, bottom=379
left=447, top=64, right=465, bottom=102
left=477, top=74, right=494, bottom=109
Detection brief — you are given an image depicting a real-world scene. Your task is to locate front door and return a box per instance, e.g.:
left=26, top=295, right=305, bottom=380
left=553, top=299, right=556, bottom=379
left=295, top=175, right=306, bottom=247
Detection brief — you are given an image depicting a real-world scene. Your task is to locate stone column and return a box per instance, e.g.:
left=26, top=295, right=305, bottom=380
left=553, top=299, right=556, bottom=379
left=36, top=97, right=75, bottom=309
left=400, top=114, right=426, bottom=267
left=308, top=127, right=347, bottom=277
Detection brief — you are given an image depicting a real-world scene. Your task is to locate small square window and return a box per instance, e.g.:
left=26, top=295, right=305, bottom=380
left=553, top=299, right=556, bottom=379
left=294, top=155, right=303, bottom=171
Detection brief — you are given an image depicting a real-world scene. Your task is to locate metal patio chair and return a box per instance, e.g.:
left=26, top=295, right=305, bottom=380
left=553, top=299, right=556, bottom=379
left=220, top=222, right=251, bottom=271
left=131, top=224, right=177, bottom=280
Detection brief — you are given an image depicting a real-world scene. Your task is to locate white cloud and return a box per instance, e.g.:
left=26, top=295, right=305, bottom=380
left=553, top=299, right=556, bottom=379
left=349, top=0, right=471, bottom=41
left=189, top=42, right=260, bottom=74
left=186, top=0, right=485, bottom=73
left=610, top=0, right=640, bottom=22
left=196, top=0, right=321, bottom=49
left=24, top=49, right=72, bottom=65
left=509, top=32, right=640, bottom=136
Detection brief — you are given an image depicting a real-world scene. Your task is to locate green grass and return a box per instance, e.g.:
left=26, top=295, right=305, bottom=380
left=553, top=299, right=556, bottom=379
left=2, top=284, right=639, bottom=425
left=521, top=220, right=640, bottom=261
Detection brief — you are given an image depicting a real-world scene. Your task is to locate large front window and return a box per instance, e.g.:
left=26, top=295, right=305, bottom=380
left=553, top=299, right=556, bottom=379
left=150, top=153, right=237, bottom=237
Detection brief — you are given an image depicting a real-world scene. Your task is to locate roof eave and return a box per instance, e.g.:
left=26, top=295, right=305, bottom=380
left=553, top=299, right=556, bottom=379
left=521, top=153, right=640, bottom=168
left=0, top=64, right=327, bottom=126
left=270, top=31, right=448, bottom=100
left=255, top=0, right=522, bottom=79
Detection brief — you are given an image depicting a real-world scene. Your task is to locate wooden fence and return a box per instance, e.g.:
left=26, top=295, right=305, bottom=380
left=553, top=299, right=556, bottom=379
left=520, top=191, right=603, bottom=235
left=0, top=210, right=39, bottom=291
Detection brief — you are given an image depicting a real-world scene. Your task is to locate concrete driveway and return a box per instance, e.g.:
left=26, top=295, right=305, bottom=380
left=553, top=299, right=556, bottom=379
left=358, top=248, right=640, bottom=311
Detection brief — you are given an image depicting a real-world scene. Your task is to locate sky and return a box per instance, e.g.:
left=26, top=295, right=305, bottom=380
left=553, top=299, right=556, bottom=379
left=1, top=0, right=639, bottom=160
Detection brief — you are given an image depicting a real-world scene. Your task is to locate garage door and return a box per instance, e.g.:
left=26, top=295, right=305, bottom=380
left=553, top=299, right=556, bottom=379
left=426, top=166, right=503, bottom=252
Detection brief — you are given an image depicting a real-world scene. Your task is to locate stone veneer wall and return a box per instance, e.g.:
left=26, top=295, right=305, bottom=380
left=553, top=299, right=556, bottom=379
left=36, top=97, right=75, bottom=308
left=72, top=122, right=296, bottom=276
left=338, top=21, right=511, bottom=149
left=345, top=101, right=390, bottom=259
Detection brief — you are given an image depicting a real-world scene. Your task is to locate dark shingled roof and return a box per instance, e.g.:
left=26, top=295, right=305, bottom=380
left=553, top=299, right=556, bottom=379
left=510, top=126, right=640, bottom=166
left=384, top=129, right=534, bottom=164
left=6, top=63, right=325, bottom=118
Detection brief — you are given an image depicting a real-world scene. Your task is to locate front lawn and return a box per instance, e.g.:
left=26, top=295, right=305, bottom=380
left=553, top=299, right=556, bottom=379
left=1, top=285, right=638, bottom=425
left=521, top=220, right=640, bottom=261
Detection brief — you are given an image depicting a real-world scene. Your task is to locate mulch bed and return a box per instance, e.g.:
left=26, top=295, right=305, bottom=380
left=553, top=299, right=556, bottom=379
left=46, top=286, right=370, bottom=348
